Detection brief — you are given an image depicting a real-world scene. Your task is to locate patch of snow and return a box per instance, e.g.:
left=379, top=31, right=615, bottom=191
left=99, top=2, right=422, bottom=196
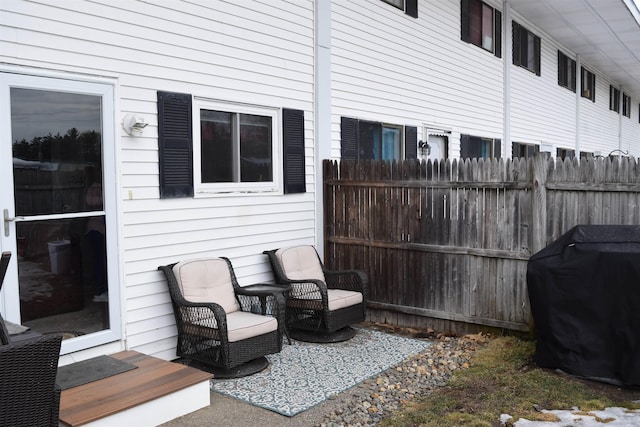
left=501, top=407, right=640, bottom=426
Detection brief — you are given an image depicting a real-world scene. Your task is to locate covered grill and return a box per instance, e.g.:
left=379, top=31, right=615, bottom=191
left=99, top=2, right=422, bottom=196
left=527, top=225, right=640, bottom=386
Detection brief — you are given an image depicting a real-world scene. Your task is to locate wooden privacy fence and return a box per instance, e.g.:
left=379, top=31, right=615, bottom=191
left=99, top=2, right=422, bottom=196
left=323, top=156, right=640, bottom=333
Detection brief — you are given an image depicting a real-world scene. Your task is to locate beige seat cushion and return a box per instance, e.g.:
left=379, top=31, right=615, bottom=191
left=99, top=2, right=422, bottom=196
left=188, top=311, right=278, bottom=342
left=173, top=258, right=240, bottom=314
left=328, top=289, right=363, bottom=311
left=224, top=311, right=278, bottom=342
left=275, top=246, right=325, bottom=282
left=289, top=289, right=363, bottom=312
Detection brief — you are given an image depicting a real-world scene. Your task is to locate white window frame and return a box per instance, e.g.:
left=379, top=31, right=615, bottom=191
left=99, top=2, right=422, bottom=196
left=193, top=98, right=281, bottom=195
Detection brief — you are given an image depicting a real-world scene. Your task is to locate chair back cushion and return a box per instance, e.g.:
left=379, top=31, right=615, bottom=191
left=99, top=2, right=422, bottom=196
left=172, top=258, right=240, bottom=313
left=275, top=246, right=325, bottom=282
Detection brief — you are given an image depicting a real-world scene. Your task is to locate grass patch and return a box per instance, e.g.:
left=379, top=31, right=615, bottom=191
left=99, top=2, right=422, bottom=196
left=380, top=336, right=640, bottom=427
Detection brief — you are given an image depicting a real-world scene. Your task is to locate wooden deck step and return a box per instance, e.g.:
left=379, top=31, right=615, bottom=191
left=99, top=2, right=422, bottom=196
left=59, top=350, right=213, bottom=427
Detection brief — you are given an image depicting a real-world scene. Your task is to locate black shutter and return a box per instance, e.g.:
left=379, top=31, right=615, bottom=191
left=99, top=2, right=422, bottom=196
left=494, top=9, right=502, bottom=58
left=534, top=35, right=541, bottom=76
left=512, top=22, right=521, bottom=66
left=405, top=0, right=418, bottom=18
left=340, top=117, right=359, bottom=160
left=157, top=91, right=193, bottom=198
left=359, top=121, right=381, bottom=160
left=557, top=51, right=563, bottom=86
left=461, top=0, right=470, bottom=42
left=405, top=126, right=417, bottom=159
left=460, top=134, right=472, bottom=159
left=570, top=59, right=576, bottom=92
left=282, top=108, right=306, bottom=194
left=493, top=138, right=501, bottom=158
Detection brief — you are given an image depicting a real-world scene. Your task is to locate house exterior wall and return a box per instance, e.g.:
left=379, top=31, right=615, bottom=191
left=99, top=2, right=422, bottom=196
left=331, top=0, right=505, bottom=158
left=1, top=0, right=316, bottom=360
left=330, top=0, right=640, bottom=160
left=1, top=0, right=639, bottom=361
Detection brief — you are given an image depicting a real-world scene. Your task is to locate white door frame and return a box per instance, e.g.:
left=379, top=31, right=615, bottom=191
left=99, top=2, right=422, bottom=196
left=0, top=70, right=122, bottom=354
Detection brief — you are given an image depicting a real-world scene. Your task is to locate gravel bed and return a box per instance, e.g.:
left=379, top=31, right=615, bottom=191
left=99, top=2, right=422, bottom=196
left=315, top=333, right=489, bottom=427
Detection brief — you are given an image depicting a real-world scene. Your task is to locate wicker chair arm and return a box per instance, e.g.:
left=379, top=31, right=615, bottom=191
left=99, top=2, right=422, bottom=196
left=324, top=269, right=368, bottom=293
left=282, top=279, right=328, bottom=300
left=177, top=302, right=228, bottom=337
left=235, top=286, right=286, bottom=297
left=235, top=287, right=286, bottom=314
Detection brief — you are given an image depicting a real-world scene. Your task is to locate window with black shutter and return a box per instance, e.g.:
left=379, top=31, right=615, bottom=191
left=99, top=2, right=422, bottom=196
left=512, top=21, right=541, bottom=76
left=610, top=86, right=620, bottom=113
left=340, top=117, right=414, bottom=161
left=460, top=0, right=502, bottom=58
left=581, top=67, right=596, bottom=102
left=512, top=142, right=540, bottom=159
left=558, top=50, right=576, bottom=92
left=460, top=134, right=501, bottom=160
left=158, top=91, right=304, bottom=195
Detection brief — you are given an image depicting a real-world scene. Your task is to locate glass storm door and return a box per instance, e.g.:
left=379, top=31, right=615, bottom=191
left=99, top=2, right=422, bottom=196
left=0, top=73, right=119, bottom=353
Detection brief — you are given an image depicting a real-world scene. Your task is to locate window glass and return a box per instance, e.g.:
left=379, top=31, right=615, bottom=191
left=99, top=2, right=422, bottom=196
left=581, top=68, right=595, bottom=101
left=195, top=100, right=278, bottom=193
left=622, top=94, right=631, bottom=118
left=481, top=4, right=493, bottom=50
left=463, top=0, right=499, bottom=55
left=11, top=89, right=103, bottom=215
left=240, top=114, right=272, bottom=182
left=513, top=22, right=540, bottom=74
left=609, top=86, right=620, bottom=112
left=381, top=0, right=404, bottom=10
left=469, top=1, right=482, bottom=46
left=382, top=127, right=402, bottom=160
left=460, top=135, right=500, bottom=159
left=557, top=51, right=576, bottom=92
left=201, top=110, right=233, bottom=183
left=512, top=142, right=539, bottom=159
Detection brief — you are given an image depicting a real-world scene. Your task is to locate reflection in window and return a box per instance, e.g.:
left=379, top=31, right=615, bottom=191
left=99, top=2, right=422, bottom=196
left=581, top=67, right=596, bottom=102
left=513, top=21, right=541, bottom=76
left=10, top=88, right=103, bottom=217
left=200, top=109, right=273, bottom=184
left=461, top=0, right=501, bottom=57
left=557, top=51, right=576, bottom=92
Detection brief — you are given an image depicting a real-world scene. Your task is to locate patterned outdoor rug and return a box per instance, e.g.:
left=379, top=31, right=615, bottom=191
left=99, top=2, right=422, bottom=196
left=211, top=328, right=432, bottom=416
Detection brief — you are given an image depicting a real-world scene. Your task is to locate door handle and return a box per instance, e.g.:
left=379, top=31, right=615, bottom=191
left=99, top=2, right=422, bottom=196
left=3, top=209, right=24, bottom=237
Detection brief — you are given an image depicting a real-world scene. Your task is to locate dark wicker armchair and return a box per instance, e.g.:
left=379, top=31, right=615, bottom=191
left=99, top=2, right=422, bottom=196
left=0, top=251, right=11, bottom=345
left=0, top=333, right=63, bottom=427
left=159, top=257, right=284, bottom=377
left=264, top=245, right=368, bottom=342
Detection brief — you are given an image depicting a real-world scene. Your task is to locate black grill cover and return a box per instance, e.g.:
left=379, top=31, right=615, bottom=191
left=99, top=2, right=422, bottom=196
left=527, top=225, right=640, bottom=386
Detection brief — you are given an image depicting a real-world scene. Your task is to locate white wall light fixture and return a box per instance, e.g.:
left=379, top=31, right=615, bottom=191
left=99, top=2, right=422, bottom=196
left=122, top=113, right=149, bottom=135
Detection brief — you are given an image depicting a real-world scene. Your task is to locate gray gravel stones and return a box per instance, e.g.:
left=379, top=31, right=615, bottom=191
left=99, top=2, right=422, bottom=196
left=316, top=333, right=489, bottom=427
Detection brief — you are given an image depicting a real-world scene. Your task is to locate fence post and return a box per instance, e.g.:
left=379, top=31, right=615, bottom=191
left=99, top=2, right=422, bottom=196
left=531, top=154, right=548, bottom=255
left=529, top=154, right=549, bottom=335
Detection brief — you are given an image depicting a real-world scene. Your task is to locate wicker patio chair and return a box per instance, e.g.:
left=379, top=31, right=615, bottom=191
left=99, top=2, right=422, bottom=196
left=0, top=333, right=63, bottom=427
left=0, top=251, right=11, bottom=345
left=263, top=245, right=368, bottom=342
left=0, top=251, right=9, bottom=286
left=158, top=257, right=284, bottom=378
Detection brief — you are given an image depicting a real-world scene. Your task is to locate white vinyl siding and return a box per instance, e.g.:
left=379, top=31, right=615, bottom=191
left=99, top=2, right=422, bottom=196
left=331, top=0, right=504, bottom=159
left=509, top=11, right=575, bottom=148
left=331, top=0, right=639, bottom=161
left=1, top=0, right=315, bottom=360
